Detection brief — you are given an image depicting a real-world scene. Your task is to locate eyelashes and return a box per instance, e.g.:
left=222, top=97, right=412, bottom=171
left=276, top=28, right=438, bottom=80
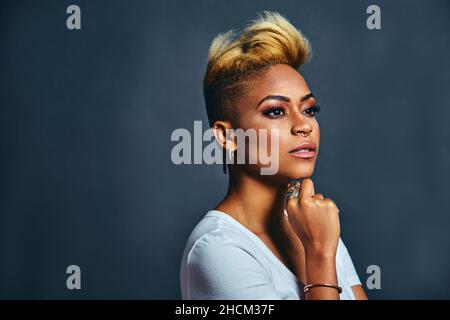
left=304, top=105, right=321, bottom=117
left=262, top=105, right=321, bottom=118
left=263, top=106, right=286, bottom=118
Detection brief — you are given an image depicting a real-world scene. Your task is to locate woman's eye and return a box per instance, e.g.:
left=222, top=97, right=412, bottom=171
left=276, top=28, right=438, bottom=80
left=263, top=107, right=286, bottom=118
left=303, top=105, right=321, bottom=117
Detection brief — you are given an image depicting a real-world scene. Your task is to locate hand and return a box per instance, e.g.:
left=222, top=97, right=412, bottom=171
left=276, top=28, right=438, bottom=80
left=272, top=205, right=306, bottom=282
left=285, top=178, right=340, bottom=258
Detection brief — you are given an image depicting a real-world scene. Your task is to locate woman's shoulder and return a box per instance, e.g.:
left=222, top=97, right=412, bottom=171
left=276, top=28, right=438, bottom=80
left=184, top=210, right=253, bottom=254
left=180, top=210, right=270, bottom=280
left=181, top=210, right=272, bottom=271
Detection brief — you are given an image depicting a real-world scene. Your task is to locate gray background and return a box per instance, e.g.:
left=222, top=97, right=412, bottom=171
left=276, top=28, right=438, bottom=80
left=1, top=0, right=449, bottom=299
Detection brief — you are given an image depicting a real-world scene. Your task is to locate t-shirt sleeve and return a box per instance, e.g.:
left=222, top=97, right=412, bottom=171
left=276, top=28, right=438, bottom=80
left=185, top=230, right=296, bottom=300
left=338, top=238, right=362, bottom=287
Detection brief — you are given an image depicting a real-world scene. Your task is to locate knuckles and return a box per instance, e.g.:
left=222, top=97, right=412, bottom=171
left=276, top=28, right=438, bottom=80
left=287, top=196, right=340, bottom=216
left=286, top=199, right=298, bottom=212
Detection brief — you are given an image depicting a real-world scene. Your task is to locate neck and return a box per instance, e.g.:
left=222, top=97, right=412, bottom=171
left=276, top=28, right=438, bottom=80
left=215, top=168, right=287, bottom=235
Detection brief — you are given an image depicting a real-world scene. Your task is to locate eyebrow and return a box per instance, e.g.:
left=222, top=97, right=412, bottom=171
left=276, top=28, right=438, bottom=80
left=256, top=92, right=315, bottom=108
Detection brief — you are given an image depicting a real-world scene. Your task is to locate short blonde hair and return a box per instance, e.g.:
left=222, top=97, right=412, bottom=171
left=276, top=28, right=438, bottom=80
left=203, top=11, right=312, bottom=125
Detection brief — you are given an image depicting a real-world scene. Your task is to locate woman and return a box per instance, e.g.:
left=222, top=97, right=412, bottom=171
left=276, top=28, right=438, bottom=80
left=180, top=11, right=367, bottom=300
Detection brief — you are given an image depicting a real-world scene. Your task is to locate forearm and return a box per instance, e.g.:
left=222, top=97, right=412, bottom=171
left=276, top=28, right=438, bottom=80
left=302, top=251, right=340, bottom=300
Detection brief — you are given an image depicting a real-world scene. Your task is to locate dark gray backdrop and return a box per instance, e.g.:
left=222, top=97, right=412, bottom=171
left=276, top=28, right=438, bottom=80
left=1, top=0, right=449, bottom=299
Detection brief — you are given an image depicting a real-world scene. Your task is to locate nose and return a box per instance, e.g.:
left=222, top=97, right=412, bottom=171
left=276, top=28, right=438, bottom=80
left=291, top=116, right=313, bottom=137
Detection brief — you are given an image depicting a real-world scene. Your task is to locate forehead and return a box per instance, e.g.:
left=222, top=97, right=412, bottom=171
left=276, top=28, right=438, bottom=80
left=242, top=64, right=311, bottom=104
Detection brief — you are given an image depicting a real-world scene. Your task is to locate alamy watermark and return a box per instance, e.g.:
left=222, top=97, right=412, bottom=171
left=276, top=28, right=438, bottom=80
left=66, top=264, right=81, bottom=290
left=366, top=264, right=381, bottom=290
left=366, top=5, right=381, bottom=30
left=66, top=5, right=81, bottom=30
left=170, top=121, right=280, bottom=175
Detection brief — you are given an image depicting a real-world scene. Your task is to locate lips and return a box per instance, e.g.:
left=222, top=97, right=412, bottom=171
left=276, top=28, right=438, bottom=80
left=289, top=142, right=316, bottom=159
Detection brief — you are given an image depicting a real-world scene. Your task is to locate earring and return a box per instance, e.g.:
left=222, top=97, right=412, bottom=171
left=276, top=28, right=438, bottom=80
left=222, top=147, right=227, bottom=174
left=222, top=147, right=235, bottom=175
left=228, top=147, right=234, bottom=162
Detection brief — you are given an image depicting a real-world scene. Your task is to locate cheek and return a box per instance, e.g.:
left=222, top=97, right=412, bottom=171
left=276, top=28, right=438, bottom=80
left=236, top=118, right=290, bottom=153
left=248, top=122, right=288, bottom=154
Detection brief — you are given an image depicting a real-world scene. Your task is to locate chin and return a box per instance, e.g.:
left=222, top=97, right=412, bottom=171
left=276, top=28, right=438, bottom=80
left=245, top=160, right=316, bottom=183
left=288, top=172, right=314, bottom=180
left=279, top=163, right=316, bottom=181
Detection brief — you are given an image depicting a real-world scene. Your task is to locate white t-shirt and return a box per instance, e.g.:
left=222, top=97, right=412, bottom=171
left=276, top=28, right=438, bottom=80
left=180, top=210, right=362, bottom=300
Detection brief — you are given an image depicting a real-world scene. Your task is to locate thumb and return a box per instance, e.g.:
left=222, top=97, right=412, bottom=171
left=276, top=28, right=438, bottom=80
left=299, top=178, right=315, bottom=199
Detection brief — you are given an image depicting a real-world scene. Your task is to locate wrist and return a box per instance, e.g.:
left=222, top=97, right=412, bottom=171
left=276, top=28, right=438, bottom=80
left=304, top=247, right=336, bottom=262
left=304, top=251, right=338, bottom=286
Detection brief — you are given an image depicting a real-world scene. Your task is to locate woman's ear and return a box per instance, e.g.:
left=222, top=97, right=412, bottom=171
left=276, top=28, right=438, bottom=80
left=212, top=120, right=236, bottom=174
left=211, top=121, right=237, bottom=152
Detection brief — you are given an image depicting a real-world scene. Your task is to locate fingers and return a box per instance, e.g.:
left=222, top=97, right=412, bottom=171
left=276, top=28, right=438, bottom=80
left=318, top=197, right=339, bottom=215
left=307, top=192, right=339, bottom=212
left=285, top=178, right=339, bottom=213
left=323, top=197, right=339, bottom=211
left=299, top=178, right=315, bottom=199
left=306, top=193, right=339, bottom=213
left=313, top=193, right=324, bottom=200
